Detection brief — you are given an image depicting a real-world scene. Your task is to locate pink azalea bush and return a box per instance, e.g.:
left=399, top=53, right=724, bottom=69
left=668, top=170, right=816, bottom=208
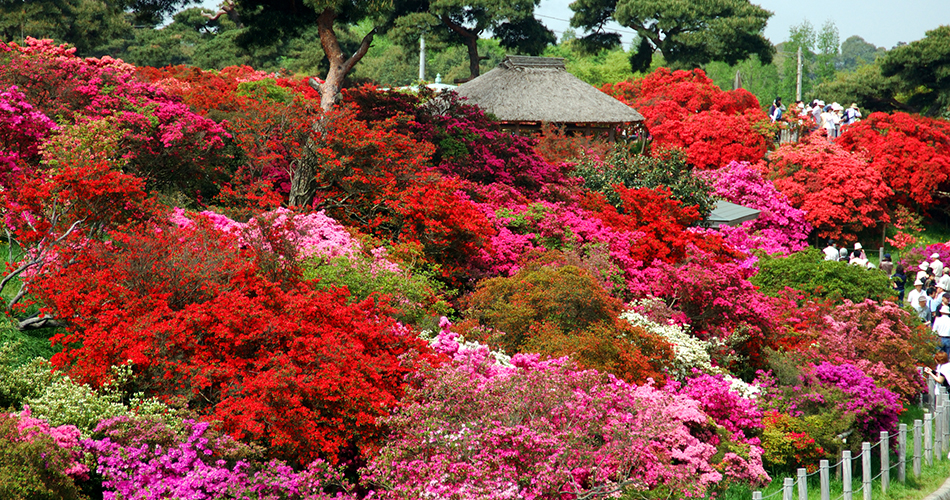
left=12, top=406, right=88, bottom=480
left=367, top=322, right=769, bottom=499
left=700, top=161, right=811, bottom=258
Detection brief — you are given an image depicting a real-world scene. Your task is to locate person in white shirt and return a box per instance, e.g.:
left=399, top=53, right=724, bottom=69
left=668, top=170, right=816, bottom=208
left=823, top=240, right=838, bottom=261
left=908, top=279, right=925, bottom=307
left=931, top=253, right=944, bottom=278
left=933, top=305, right=950, bottom=353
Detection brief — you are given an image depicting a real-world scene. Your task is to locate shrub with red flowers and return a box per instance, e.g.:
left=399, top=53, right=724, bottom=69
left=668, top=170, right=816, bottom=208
left=34, top=221, right=434, bottom=465
left=837, top=111, right=950, bottom=210
left=763, top=134, right=891, bottom=244
left=365, top=352, right=769, bottom=499
left=601, top=68, right=772, bottom=169
left=759, top=411, right=827, bottom=473
left=0, top=38, right=232, bottom=200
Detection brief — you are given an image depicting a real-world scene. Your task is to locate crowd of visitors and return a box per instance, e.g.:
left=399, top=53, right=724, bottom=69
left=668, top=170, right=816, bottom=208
left=770, top=98, right=861, bottom=140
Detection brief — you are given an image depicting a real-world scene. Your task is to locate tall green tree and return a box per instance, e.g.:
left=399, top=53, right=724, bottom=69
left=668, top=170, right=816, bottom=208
left=234, top=0, right=403, bottom=110
left=879, top=25, right=950, bottom=117
left=569, top=0, right=774, bottom=73
left=390, top=0, right=554, bottom=80
left=0, top=0, right=132, bottom=55
left=836, top=35, right=883, bottom=72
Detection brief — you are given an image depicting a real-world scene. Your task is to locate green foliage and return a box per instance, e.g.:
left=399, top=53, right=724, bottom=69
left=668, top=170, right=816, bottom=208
left=571, top=147, right=717, bottom=220
left=879, top=25, right=950, bottom=117
left=236, top=79, right=293, bottom=103
left=0, top=0, right=131, bottom=57
left=751, top=248, right=896, bottom=303
left=462, top=261, right=623, bottom=354
left=302, top=253, right=451, bottom=327
left=812, top=64, right=905, bottom=114
left=543, top=41, right=643, bottom=86
left=0, top=344, right=177, bottom=434
left=570, top=0, right=774, bottom=72
left=0, top=414, right=87, bottom=500
left=837, top=35, right=884, bottom=72
left=704, top=55, right=781, bottom=110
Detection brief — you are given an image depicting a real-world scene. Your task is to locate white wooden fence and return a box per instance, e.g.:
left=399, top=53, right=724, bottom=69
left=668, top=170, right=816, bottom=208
left=752, top=387, right=950, bottom=500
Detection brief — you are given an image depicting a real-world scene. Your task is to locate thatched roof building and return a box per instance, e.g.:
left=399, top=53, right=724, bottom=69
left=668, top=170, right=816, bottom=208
left=452, top=55, right=644, bottom=138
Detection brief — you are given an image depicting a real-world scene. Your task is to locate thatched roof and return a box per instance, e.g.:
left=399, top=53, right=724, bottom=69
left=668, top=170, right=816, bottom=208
left=452, top=56, right=644, bottom=125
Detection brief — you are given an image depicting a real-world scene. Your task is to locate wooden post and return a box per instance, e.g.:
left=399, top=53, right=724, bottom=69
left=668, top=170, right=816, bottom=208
left=783, top=477, right=794, bottom=500
left=820, top=459, right=830, bottom=500
left=881, top=431, right=890, bottom=495
left=943, top=392, right=950, bottom=452
left=798, top=468, right=807, bottom=500
left=899, top=423, right=907, bottom=483
left=862, top=442, right=871, bottom=500
left=936, top=397, right=944, bottom=459
left=926, top=412, right=934, bottom=466
left=843, top=450, right=853, bottom=500
left=914, top=419, right=922, bottom=477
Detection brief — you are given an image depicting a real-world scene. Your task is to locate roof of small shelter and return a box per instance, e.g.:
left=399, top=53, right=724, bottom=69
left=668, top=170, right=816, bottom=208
left=706, top=200, right=761, bottom=228
left=451, top=56, right=644, bottom=124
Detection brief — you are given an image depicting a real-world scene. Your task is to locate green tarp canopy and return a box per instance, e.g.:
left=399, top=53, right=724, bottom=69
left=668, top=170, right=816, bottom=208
left=706, top=200, right=760, bottom=228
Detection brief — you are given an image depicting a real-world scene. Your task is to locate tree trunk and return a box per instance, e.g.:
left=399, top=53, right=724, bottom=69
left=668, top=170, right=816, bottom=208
left=441, top=15, right=482, bottom=79
left=289, top=8, right=376, bottom=207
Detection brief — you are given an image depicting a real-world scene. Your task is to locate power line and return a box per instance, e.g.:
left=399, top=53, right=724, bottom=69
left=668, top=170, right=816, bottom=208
left=534, top=13, right=641, bottom=38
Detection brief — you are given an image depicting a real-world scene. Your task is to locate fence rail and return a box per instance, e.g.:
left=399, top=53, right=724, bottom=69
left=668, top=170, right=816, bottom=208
left=753, top=388, right=949, bottom=500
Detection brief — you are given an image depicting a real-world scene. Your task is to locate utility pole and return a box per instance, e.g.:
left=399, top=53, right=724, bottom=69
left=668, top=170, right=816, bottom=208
left=796, top=46, right=803, bottom=101
left=419, top=35, right=426, bottom=82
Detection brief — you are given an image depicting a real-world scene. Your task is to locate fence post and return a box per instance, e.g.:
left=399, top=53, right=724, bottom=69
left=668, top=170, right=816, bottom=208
left=862, top=442, right=871, bottom=500
left=798, top=468, right=807, bottom=500
left=943, top=392, right=950, bottom=452
left=914, top=419, right=923, bottom=477
left=881, top=430, right=890, bottom=495
left=899, top=423, right=907, bottom=483
left=937, top=396, right=944, bottom=460
left=820, top=459, right=830, bottom=500
left=843, top=450, right=853, bottom=500
left=926, top=412, right=934, bottom=466
left=783, top=477, right=794, bottom=500
left=753, top=491, right=762, bottom=500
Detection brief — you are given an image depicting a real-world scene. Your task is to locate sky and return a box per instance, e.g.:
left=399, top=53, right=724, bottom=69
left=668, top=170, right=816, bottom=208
left=194, top=0, right=948, bottom=50
left=534, top=0, right=950, bottom=50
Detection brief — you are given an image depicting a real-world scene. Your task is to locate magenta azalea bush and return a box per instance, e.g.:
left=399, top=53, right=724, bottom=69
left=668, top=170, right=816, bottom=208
left=85, top=416, right=356, bottom=500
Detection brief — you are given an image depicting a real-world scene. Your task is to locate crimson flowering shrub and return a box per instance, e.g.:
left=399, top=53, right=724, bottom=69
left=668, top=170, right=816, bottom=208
left=837, top=112, right=950, bottom=210
left=601, top=68, right=772, bottom=169
left=756, top=362, right=903, bottom=457
left=85, top=416, right=356, bottom=500
left=701, top=161, right=811, bottom=256
left=342, top=86, right=572, bottom=198
left=764, top=134, right=891, bottom=243
left=34, top=221, right=435, bottom=465
left=365, top=348, right=769, bottom=499
left=800, top=299, right=930, bottom=401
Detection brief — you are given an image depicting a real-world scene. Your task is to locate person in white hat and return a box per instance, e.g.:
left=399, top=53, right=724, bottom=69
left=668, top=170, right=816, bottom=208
left=934, top=304, right=950, bottom=353
left=908, top=278, right=925, bottom=307
left=932, top=253, right=944, bottom=278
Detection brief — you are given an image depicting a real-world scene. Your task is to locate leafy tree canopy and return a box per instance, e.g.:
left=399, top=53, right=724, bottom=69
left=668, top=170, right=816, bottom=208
left=570, top=0, right=775, bottom=73
left=751, top=248, right=896, bottom=304
left=879, top=25, right=950, bottom=117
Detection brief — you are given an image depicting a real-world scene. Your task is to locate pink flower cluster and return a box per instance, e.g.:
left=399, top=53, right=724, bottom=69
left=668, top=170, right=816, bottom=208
left=701, top=161, right=812, bottom=259
left=370, top=320, right=769, bottom=499
left=13, top=406, right=88, bottom=480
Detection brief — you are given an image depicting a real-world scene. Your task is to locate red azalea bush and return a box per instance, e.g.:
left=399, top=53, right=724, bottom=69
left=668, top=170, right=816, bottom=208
left=601, top=68, right=772, bottom=169
left=34, top=221, right=434, bottom=464
left=837, top=111, right=950, bottom=210
left=763, top=134, right=891, bottom=244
